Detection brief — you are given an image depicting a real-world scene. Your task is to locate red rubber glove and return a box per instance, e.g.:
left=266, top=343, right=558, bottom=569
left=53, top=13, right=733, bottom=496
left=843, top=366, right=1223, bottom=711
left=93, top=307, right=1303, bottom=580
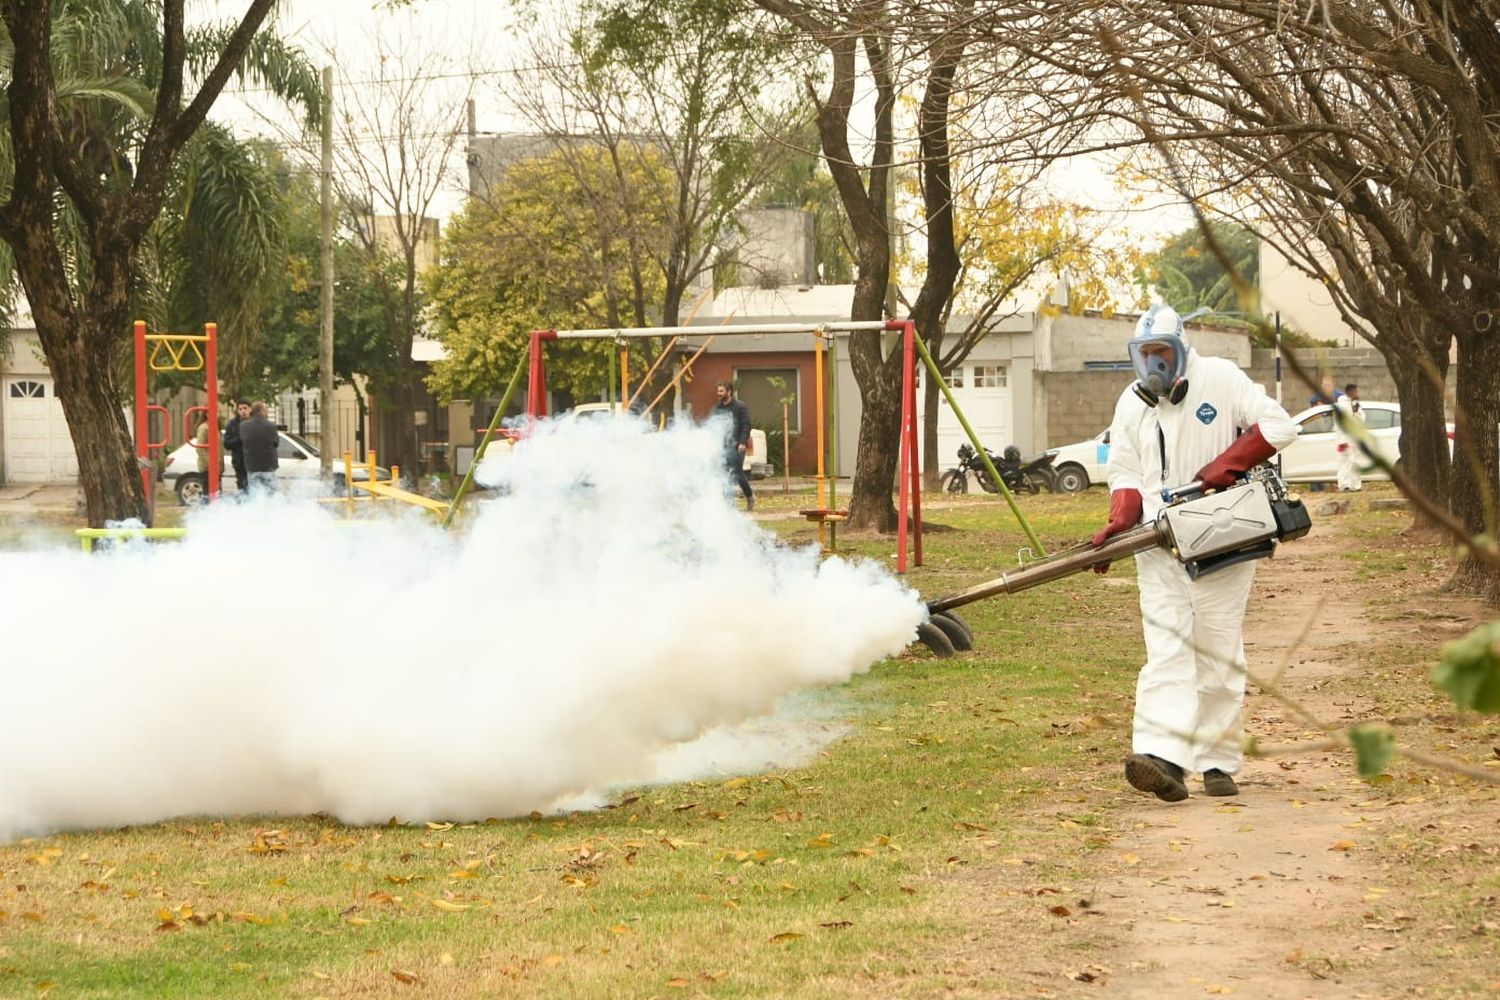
left=1091, top=487, right=1142, bottom=575
left=1192, top=424, right=1276, bottom=491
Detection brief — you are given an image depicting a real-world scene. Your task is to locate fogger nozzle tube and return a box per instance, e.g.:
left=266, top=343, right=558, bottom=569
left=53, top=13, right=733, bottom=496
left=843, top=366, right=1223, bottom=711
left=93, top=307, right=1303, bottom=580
left=926, top=521, right=1167, bottom=614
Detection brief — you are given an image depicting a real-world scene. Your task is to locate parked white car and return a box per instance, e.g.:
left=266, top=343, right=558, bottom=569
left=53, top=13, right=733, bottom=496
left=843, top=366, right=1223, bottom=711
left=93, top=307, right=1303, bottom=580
left=1279, top=400, right=1413, bottom=483
left=161, top=430, right=384, bottom=504
left=1046, top=430, right=1112, bottom=493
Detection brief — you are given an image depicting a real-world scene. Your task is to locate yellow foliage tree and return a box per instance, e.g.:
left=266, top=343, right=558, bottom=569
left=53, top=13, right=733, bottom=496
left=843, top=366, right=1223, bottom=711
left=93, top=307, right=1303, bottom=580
left=423, top=146, right=673, bottom=405
left=903, top=166, right=1134, bottom=485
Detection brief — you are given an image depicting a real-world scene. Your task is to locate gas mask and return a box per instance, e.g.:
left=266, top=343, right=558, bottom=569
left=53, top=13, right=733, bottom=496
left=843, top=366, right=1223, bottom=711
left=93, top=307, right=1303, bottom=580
left=1128, top=305, right=1189, bottom=406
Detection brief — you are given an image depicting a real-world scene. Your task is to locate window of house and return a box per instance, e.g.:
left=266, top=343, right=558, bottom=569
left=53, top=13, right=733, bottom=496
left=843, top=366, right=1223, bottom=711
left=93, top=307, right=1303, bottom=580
left=733, top=368, right=801, bottom=432
left=972, top=364, right=1008, bottom=387
left=8, top=380, right=45, bottom=398
left=945, top=367, right=964, bottom=388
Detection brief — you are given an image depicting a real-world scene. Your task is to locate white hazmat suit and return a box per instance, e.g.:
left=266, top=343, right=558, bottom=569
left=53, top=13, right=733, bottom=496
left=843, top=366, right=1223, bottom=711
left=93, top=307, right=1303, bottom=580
left=1334, top=396, right=1365, bottom=492
left=1100, top=331, right=1297, bottom=788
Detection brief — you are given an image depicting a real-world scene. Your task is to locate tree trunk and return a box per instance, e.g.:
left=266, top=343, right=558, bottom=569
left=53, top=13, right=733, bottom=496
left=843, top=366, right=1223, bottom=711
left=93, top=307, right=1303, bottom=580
left=922, top=369, right=946, bottom=490
left=377, top=365, right=424, bottom=480
left=1448, top=321, right=1500, bottom=600
left=1382, top=325, right=1451, bottom=524
left=10, top=215, right=147, bottom=526
left=41, top=311, right=148, bottom=525
left=908, top=23, right=965, bottom=493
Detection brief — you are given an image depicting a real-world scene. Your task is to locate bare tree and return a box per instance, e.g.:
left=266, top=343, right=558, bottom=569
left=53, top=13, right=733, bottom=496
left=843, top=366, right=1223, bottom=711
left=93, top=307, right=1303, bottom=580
left=941, top=0, right=1499, bottom=592
left=754, top=0, right=902, bottom=531
left=313, top=37, right=471, bottom=476
left=492, top=1, right=807, bottom=411
left=1079, top=1, right=1500, bottom=593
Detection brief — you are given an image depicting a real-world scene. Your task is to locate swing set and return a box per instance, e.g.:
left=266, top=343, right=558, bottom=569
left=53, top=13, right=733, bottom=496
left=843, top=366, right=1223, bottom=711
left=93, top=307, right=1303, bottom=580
left=111, top=318, right=1042, bottom=568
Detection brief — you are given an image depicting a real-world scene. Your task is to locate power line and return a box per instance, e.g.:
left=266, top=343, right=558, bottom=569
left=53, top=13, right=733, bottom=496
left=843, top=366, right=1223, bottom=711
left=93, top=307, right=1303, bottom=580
left=221, top=60, right=587, bottom=97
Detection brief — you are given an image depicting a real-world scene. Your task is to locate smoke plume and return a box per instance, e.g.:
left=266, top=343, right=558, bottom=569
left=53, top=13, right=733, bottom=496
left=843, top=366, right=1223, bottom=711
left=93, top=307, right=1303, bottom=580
left=0, top=416, right=923, bottom=840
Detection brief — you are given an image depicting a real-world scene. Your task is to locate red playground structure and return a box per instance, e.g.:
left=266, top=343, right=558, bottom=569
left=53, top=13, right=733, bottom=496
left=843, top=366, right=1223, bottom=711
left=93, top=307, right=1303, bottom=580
left=133, top=320, right=220, bottom=514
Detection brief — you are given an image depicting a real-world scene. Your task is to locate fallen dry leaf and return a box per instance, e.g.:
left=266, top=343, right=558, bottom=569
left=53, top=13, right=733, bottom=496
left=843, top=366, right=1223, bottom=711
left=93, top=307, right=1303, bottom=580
left=390, top=969, right=420, bottom=985
left=768, top=932, right=804, bottom=944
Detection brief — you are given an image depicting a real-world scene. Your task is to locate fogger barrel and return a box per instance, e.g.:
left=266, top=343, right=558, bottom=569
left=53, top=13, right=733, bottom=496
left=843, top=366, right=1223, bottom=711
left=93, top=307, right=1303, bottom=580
left=926, top=522, right=1164, bottom=613
left=925, top=473, right=1312, bottom=620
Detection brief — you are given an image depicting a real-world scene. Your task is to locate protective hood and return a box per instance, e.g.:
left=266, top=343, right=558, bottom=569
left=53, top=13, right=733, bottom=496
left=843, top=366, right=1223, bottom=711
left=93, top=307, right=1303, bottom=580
left=1128, top=305, right=1189, bottom=401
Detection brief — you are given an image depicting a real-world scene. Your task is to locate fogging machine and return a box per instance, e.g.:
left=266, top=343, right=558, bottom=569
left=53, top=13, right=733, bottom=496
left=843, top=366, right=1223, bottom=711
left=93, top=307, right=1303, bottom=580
left=917, top=468, right=1312, bottom=656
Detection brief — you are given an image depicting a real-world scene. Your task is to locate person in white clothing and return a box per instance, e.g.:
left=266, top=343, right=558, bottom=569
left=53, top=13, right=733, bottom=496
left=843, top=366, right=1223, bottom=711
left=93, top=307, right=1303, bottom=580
left=1091, top=305, right=1299, bottom=801
left=1334, top=383, right=1365, bottom=492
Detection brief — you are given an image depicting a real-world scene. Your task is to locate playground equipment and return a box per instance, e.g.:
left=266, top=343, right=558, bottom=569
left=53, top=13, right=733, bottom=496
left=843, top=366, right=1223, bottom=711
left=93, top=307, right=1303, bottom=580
left=796, top=327, right=845, bottom=553
left=77, top=527, right=188, bottom=553
left=521, top=321, right=880, bottom=553
left=134, top=320, right=219, bottom=517
left=318, top=449, right=449, bottom=519
left=895, top=325, right=1053, bottom=573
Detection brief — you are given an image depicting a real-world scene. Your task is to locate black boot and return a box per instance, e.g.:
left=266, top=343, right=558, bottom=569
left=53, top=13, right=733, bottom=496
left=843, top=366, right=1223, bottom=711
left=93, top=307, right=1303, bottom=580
left=1125, top=753, right=1189, bottom=802
left=1202, top=769, right=1239, bottom=797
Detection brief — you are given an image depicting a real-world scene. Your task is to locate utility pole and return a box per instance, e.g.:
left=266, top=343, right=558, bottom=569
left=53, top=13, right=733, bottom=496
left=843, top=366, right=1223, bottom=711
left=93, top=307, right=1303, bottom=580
left=319, top=65, right=335, bottom=477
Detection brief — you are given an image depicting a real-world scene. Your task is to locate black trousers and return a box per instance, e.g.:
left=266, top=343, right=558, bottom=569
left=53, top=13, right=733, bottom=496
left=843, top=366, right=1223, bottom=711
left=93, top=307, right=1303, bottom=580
left=725, top=455, right=753, bottom=501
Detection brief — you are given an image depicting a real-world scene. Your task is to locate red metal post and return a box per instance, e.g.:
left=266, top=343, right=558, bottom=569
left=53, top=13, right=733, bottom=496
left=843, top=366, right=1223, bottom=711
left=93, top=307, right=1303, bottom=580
left=133, top=320, right=152, bottom=504
left=907, top=322, right=923, bottom=567
left=206, top=322, right=219, bottom=500
left=896, top=321, right=913, bottom=573
left=526, top=330, right=556, bottom=418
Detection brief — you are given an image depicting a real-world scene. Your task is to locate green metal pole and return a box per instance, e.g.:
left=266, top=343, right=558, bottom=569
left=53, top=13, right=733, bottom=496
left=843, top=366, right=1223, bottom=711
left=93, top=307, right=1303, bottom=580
left=443, top=353, right=529, bottom=529
left=911, top=330, right=1046, bottom=558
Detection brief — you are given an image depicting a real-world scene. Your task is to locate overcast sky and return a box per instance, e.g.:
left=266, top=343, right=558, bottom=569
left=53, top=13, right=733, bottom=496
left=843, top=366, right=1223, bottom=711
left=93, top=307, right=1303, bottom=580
left=212, top=0, right=533, bottom=220
left=208, top=1, right=1191, bottom=243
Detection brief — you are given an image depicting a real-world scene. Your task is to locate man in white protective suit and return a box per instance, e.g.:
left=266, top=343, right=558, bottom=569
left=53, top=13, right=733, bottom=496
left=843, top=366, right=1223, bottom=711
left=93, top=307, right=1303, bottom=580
left=1334, top=384, right=1365, bottom=492
left=1090, top=306, right=1298, bottom=801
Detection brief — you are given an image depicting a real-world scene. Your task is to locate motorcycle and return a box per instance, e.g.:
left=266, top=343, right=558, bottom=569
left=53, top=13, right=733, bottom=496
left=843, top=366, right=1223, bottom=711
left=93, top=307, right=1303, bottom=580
left=941, top=442, right=1059, bottom=495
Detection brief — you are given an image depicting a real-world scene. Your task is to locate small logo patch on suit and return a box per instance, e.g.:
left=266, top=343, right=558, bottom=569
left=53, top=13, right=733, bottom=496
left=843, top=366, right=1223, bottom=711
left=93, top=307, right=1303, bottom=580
left=1196, top=402, right=1218, bottom=424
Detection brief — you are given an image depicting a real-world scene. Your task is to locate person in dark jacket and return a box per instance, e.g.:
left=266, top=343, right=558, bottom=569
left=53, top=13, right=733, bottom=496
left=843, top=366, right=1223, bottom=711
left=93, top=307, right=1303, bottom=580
left=239, top=400, right=280, bottom=496
left=714, top=379, right=754, bottom=511
left=221, top=400, right=251, bottom=491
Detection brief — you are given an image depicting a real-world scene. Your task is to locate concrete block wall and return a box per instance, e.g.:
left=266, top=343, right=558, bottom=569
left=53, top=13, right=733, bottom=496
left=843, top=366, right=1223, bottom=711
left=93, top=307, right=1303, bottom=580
left=1038, top=370, right=1131, bottom=447
left=1038, top=346, right=1422, bottom=448
left=1247, top=346, right=1418, bottom=409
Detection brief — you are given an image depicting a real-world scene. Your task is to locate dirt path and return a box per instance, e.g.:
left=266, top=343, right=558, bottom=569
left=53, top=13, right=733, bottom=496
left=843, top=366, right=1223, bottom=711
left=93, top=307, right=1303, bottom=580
left=1093, top=514, right=1393, bottom=999
left=932, top=505, right=1495, bottom=999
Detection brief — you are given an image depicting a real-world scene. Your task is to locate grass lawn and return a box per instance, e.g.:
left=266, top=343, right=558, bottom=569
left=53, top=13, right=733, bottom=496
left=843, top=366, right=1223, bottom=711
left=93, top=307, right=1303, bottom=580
left=0, top=490, right=1139, bottom=997
left=3, top=486, right=1492, bottom=997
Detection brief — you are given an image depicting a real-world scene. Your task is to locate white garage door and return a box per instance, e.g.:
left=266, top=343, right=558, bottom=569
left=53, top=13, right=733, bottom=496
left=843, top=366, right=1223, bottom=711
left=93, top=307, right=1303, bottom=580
left=921, top=363, right=1011, bottom=467
left=4, top=377, right=79, bottom=483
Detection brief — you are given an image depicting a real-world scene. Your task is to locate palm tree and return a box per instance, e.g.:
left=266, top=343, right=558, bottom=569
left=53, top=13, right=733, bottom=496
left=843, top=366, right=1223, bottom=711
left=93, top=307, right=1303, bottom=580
left=0, top=0, right=319, bottom=524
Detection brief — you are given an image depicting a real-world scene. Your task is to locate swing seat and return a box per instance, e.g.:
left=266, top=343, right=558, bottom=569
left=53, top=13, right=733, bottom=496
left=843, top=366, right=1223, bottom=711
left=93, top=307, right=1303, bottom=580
left=798, top=508, right=848, bottom=523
